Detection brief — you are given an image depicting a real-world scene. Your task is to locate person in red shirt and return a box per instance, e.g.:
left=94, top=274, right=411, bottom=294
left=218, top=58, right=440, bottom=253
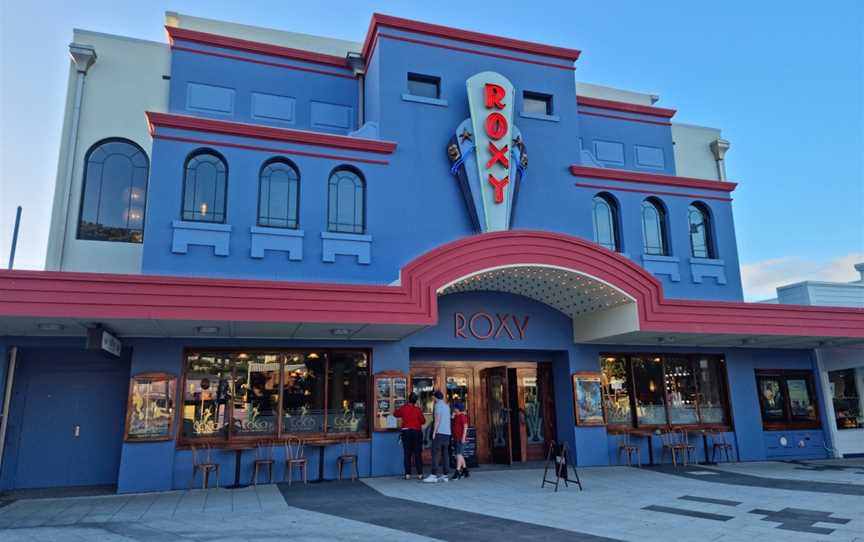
left=394, top=392, right=425, bottom=480
left=451, top=402, right=470, bottom=480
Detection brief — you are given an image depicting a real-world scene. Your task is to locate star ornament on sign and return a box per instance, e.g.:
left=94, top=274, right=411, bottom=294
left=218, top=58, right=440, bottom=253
left=459, top=128, right=473, bottom=143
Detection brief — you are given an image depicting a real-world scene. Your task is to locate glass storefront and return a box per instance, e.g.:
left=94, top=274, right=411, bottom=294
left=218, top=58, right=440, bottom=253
left=829, top=369, right=862, bottom=430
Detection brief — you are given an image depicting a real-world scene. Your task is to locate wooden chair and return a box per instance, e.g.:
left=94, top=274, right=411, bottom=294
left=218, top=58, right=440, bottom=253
left=709, top=430, right=734, bottom=463
left=284, top=437, right=308, bottom=486
left=616, top=432, right=641, bottom=467
left=190, top=443, right=220, bottom=489
left=660, top=430, right=686, bottom=468
left=675, top=428, right=697, bottom=465
left=337, top=436, right=359, bottom=481
left=251, top=440, right=275, bottom=485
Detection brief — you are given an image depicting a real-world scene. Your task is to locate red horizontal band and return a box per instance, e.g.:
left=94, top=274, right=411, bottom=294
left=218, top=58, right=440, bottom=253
left=172, top=46, right=355, bottom=80
left=577, top=96, right=676, bottom=119
left=154, top=134, right=390, bottom=165
left=569, top=165, right=737, bottom=193
left=361, top=13, right=581, bottom=63
left=166, top=25, right=351, bottom=70
left=578, top=110, right=672, bottom=127
left=146, top=112, right=397, bottom=155
left=574, top=183, right=732, bottom=202
left=377, top=33, right=576, bottom=71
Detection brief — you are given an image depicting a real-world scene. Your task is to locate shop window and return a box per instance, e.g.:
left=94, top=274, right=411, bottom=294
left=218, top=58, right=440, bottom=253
left=756, top=370, right=820, bottom=429
left=258, top=158, right=299, bottom=228
left=523, top=91, right=553, bottom=115
left=182, top=149, right=228, bottom=223
left=125, top=373, right=176, bottom=442
left=592, top=193, right=621, bottom=252
left=523, top=376, right=544, bottom=444
left=641, top=197, right=669, bottom=256
left=688, top=202, right=715, bottom=259
left=327, top=166, right=366, bottom=234
left=181, top=349, right=369, bottom=443
left=829, top=369, right=862, bottom=429
left=78, top=138, right=148, bottom=243
left=601, top=356, right=633, bottom=426
left=411, top=374, right=436, bottom=448
left=696, top=357, right=727, bottom=424
left=446, top=375, right=470, bottom=412
left=407, top=73, right=440, bottom=99
left=665, top=356, right=699, bottom=424
left=632, top=356, right=667, bottom=425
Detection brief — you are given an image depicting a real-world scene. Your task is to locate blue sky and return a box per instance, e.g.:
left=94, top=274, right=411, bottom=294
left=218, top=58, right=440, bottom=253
left=0, top=0, right=862, bottom=299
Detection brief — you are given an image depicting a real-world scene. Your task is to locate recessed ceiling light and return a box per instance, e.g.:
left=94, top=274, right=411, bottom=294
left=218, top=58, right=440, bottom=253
left=196, top=326, right=220, bottom=334
left=331, top=328, right=352, bottom=336
left=37, top=323, right=65, bottom=331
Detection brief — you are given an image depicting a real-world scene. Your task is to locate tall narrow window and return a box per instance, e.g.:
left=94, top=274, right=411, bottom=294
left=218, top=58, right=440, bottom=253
left=182, top=150, right=227, bottom=223
left=258, top=158, right=299, bottom=228
left=688, top=202, right=714, bottom=258
left=641, top=198, right=668, bottom=256
left=592, top=193, right=620, bottom=252
left=78, top=138, right=149, bottom=243
left=327, top=166, right=366, bottom=234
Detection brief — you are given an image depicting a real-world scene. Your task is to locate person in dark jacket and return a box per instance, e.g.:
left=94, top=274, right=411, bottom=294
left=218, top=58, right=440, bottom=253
left=394, top=392, right=425, bottom=480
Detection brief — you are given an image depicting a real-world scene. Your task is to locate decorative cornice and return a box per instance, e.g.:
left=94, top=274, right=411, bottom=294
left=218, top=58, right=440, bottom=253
left=569, top=165, right=737, bottom=193
left=577, top=96, right=676, bottom=119
left=361, top=13, right=581, bottom=64
left=146, top=112, right=397, bottom=155
left=165, top=26, right=351, bottom=70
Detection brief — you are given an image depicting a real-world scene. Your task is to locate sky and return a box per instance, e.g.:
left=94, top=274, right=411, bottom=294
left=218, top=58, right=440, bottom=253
left=0, top=0, right=862, bottom=300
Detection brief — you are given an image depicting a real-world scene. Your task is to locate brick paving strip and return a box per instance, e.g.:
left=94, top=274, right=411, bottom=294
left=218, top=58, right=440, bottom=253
left=278, top=481, right=623, bottom=542
left=654, top=465, right=864, bottom=496
left=748, top=507, right=852, bottom=535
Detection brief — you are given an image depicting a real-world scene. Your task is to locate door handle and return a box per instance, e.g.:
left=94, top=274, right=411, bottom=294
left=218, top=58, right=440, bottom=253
left=73, top=425, right=80, bottom=438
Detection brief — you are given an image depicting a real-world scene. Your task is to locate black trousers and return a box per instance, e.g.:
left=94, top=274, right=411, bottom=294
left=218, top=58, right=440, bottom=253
left=401, top=429, right=423, bottom=475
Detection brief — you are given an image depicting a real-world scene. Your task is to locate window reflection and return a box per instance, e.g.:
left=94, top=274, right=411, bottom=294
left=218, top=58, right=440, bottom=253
left=697, top=358, right=726, bottom=423
left=412, top=375, right=435, bottom=448
left=601, top=356, right=632, bottom=426
left=446, top=375, right=469, bottom=411
left=183, top=353, right=232, bottom=438
left=232, top=353, right=279, bottom=435
left=664, top=357, right=698, bottom=424
left=327, top=352, right=369, bottom=433
left=523, top=376, right=544, bottom=443
left=830, top=369, right=862, bottom=429
left=282, top=353, right=325, bottom=433
left=632, top=356, right=667, bottom=424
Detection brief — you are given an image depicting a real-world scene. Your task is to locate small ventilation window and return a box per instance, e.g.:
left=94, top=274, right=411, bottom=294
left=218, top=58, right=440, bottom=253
left=407, top=73, right=440, bottom=99
left=523, top=91, right=553, bottom=115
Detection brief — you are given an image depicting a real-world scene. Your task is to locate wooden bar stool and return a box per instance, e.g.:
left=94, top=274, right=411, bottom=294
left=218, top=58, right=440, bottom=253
left=675, top=428, right=696, bottom=465
left=284, top=437, right=308, bottom=486
left=616, top=431, right=641, bottom=467
left=709, top=429, right=734, bottom=463
left=660, top=429, right=686, bottom=468
left=251, top=440, right=275, bottom=485
left=190, top=443, right=220, bottom=489
left=337, top=436, right=359, bottom=481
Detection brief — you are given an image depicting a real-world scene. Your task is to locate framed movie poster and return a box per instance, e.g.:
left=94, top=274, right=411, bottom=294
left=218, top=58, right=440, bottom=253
left=125, top=373, right=177, bottom=441
left=572, top=372, right=606, bottom=426
left=372, top=371, right=409, bottom=431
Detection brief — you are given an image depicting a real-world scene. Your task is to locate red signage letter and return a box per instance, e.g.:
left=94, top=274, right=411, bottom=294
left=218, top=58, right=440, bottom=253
left=484, top=83, right=506, bottom=109
left=485, top=112, right=508, bottom=140
left=487, top=174, right=510, bottom=204
left=454, top=312, right=467, bottom=338
left=486, top=141, right=509, bottom=169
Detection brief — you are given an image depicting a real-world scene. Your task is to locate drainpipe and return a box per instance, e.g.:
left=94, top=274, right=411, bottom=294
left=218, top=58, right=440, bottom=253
left=709, top=138, right=731, bottom=182
left=0, top=346, right=18, bottom=478
left=54, top=43, right=97, bottom=270
left=346, top=52, right=366, bottom=128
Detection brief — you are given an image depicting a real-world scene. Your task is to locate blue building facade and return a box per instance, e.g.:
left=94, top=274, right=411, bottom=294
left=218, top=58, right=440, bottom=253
left=1, top=13, right=863, bottom=494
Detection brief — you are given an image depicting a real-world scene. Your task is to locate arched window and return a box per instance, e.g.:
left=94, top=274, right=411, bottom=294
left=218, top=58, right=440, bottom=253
left=592, top=193, right=620, bottom=252
left=327, top=166, right=365, bottom=234
left=258, top=158, right=300, bottom=228
left=688, top=202, right=715, bottom=259
left=641, top=197, right=669, bottom=256
left=182, top=150, right=227, bottom=223
left=77, top=138, right=149, bottom=243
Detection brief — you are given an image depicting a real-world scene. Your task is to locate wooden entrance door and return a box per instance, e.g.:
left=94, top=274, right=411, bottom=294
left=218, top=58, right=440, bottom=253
left=482, top=366, right=513, bottom=464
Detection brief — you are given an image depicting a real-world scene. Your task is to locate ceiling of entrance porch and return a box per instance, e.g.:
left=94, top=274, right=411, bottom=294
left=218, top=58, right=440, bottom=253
left=439, top=265, right=633, bottom=319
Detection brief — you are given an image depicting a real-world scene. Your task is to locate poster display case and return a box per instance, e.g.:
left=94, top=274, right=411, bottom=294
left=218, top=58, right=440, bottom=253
left=373, top=371, right=409, bottom=431
left=125, top=373, right=177, bottom=441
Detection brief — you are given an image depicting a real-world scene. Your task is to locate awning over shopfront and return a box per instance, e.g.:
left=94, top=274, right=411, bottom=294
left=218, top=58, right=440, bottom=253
left=1, top=231, right=863, bottom=348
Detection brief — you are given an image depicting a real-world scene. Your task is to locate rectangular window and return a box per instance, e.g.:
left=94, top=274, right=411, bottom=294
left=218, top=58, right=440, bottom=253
left=696, top=357, right=727, bottom=424
left=756, top=370, right=820, bottom=429
left=407, top=73, right=440, bottom=99
left=829, top=369, right=862, bottom=430
left=631, top=356, right=667, bottom=425
left=601, top=355, right=633, bottom=426
left=523, top=91, right=553, bottom=115
left=664, top=356, right=699, bottom=424
left=181, top=349, right=370, bottom=442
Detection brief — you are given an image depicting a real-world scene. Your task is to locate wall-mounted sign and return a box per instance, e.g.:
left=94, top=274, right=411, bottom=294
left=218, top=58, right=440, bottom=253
left=86, top=326, right=122, bottom=357
left=454, top=311, right=529, bottom=340
left=447, top=72, right=528, bottom=232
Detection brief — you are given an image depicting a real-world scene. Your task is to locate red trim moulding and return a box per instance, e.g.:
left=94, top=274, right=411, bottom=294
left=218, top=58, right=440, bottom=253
left=574, top=183, right=732, bottom=202
left=569, top=165, right=737, bottom=193
left=577, top=96, right=676, bottom=119
left=165, top=26, right=351, bottom=70
left=146, top=112, right=397, bottom=155
left=361, top=13, right=580, bottom=63
left=172, top=46, right=355, bottom=80
left=578, top=110, right=671, bottom=127
left=2, top=231, right=863, bottom=340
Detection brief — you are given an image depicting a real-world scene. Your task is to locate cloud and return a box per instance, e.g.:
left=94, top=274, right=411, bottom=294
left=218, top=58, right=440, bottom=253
left=741, top=253, right=864, bottom=301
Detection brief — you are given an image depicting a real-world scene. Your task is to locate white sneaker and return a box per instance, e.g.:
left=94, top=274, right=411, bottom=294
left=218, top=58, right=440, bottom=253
left=421, top=474, right=439, bottom=483
left=438, top=475, right=449, bottom=483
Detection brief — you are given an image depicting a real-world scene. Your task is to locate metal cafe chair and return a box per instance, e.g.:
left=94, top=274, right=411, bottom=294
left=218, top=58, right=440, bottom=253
left=284, top=437, right=308, bottom=486
left=660, top=430, right=686, bottom=468
left=190, top=443, right=221, bottom=489
left=616, top=431, right=641, bottom=467
left=709, top=429, right=734, bottom=463
left=252, top=440, right=275, bottom=485
left=337, top=436, right=360, bottom=481
left=674, top=428, right=697, bottom=465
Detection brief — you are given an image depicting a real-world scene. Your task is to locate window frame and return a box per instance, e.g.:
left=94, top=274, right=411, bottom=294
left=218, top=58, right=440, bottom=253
left=755, top=369, right=821, bottom=430
left=641, top=197, right=670, bottom=256
left=327, top=165, right=367, bottom=234
left=76, top=137, right=150, bottom=243
left=600, top=353, right=732, bottom=430
left=178, top=347, right=372, bottom=447
left=592, top=192, right=622, bottom=252
left=256, top=157, right=300, bottom=229
left=688, top=201, right=716, bottom=259
left=522, top=91, right=553, bottom=116
left=407, top=72, right=441, bottom=100
left=181, top=148, right=229, bottom=224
